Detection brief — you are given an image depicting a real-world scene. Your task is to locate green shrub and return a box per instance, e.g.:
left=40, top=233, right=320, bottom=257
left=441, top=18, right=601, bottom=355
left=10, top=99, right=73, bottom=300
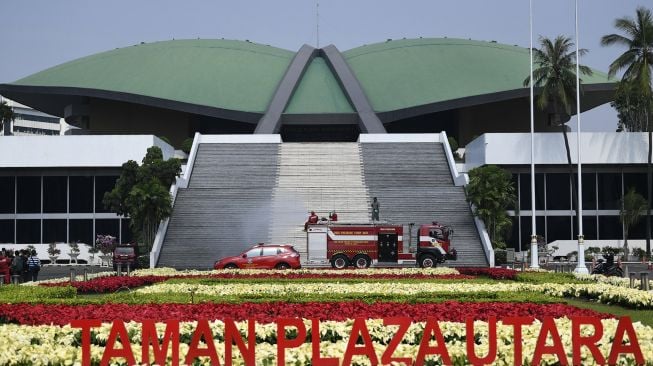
left=158, top=136, right=171, bottom=145
left=0, top=285, right=76, bottom=303
left=515, top=272, right=584, bottom=284
left=632, top=248, right=647, bottom=261
left=181, top=137, right=194, bottom=154
left=494, top=250, right=507, bottom=265
left=447, top=136, right=459, bottom=151
left=137, top=254, right=150, bottom=269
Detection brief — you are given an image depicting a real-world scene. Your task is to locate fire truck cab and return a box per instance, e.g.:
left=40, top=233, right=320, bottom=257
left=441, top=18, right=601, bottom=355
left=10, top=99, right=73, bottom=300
left=307, top=221, right=457, bottom=268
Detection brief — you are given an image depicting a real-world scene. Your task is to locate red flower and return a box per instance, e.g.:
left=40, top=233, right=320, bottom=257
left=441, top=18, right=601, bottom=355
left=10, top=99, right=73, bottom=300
left=0, top=301, right=611, bottom=326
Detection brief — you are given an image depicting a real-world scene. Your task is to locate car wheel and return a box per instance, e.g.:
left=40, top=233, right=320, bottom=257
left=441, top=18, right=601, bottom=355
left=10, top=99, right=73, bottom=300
left=353, top=254, right=371, bottom=269
left=224, top=263, right=238, bottom=269
left=331, top=254, right=349, bottom=269
left=275, top=262, right=290, bottom=270
left=419, top=254, right=436, bottom=268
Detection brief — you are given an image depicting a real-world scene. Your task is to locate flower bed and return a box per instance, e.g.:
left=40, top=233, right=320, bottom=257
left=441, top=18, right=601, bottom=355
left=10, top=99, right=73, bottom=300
left=136, top=281, right=653, bottom=309
left=39, top=269, right=474, bottom=294
left=0, top=301, right=610, bottom=326
left=456, top=267, right=517, bottom=280
left=134, top=267, right=462, bottom=277
left=41, top=275, right=171, bottom=294
left=0, top=317, right=649, bottom=365
left=5, top=267, right=651, bottom=364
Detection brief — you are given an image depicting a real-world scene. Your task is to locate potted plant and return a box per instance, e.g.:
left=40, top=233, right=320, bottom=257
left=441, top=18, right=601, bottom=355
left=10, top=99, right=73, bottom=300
left=47, top=242, right=61, bottom=264
left=96, top=234, right=117, bottom=266
left=86, top=244, right=100, bottom=265
left=68, top=242, right=81, bottom=264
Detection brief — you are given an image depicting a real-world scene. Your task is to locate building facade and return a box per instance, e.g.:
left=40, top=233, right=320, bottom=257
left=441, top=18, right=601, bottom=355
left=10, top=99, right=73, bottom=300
left=0, top=97, right=69, bottom=136
left=0, top=136, right=175, bottom=250
left=465, top=133, right=651, bottom=255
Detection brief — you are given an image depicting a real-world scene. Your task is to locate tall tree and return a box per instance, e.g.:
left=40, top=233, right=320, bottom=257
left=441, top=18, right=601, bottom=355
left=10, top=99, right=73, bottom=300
left=620, top=187, right=648, bottom=255
left=103, top=146, right=181, bottom=251
left=0, top=100, right=15, bottom=136
left=523, top=35, right=593, bottom=227
left=602, top=6, right=653, bottom=258
left=466, top=165, right=517, bottom=249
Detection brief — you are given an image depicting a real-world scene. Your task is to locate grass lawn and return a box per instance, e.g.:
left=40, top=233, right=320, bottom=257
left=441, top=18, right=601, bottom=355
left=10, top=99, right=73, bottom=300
left=563, top=297, right=653, bottom=327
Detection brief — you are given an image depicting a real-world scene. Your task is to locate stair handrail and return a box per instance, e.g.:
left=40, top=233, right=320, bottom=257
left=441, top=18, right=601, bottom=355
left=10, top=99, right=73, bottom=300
left=150, top=132, right=202, bottom=268
left=470, top=204, right=496, bottom=267
left=439, top=131, right=468, bottom=186
left=439, top=131, right=494, bottom=267
left=179, top=132, right=202, bottom=188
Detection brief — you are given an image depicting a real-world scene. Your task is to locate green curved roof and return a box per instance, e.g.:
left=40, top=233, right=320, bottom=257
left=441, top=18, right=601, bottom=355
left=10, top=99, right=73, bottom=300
left=11, top=39, right=294, bottom=113
left=3, top=37, right=613, bottom=118
left=344, top=38, right=611, bottom=112
left=284, top=57, right=354, bottom=114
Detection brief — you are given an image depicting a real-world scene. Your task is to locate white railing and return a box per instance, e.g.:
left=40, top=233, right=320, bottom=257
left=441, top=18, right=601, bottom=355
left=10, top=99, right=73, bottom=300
left=149, top=132, right=201, bottom=268
left=439, top=131, right=468, bottom=186
left=439, top=131, right=493, bottom=267
left=471, top=207, right=495, bottom=267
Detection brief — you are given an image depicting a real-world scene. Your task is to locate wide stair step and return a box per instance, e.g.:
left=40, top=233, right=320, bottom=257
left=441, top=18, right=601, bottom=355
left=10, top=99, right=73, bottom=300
left=360, top=142, right=487, bottom=267
left=158, top=144, right=280, bottom=269
left=267, top=143, right=370, bottom=257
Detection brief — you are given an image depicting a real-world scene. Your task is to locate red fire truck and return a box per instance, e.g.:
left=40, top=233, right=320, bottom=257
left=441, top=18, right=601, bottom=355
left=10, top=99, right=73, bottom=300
left=307, top=221, right=457, bottom=268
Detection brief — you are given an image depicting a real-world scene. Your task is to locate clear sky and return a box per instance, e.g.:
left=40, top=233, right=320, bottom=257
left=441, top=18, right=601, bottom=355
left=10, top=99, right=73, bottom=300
left=0, top=0, right=647, bottom=132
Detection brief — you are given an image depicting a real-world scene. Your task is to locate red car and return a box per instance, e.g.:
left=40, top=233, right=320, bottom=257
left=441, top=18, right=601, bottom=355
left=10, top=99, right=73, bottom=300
left=214, top=244, right=301, bottom=270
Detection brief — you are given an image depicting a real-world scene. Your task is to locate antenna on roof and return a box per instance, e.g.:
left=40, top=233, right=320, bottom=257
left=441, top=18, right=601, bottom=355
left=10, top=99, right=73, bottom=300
left=316, top=0, right=320, bottom=48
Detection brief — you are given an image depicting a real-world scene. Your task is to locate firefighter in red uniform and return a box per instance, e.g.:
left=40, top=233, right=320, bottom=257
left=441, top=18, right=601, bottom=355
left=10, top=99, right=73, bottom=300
left=0, top=252, right=10, bottom=284
left=329, top=211, right=338, bottom=221
left=304, top=211, right=319, bottom=230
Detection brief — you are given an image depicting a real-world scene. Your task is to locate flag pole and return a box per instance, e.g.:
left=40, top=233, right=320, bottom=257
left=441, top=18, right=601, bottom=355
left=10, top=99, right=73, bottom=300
left=529, top=0, right=539, bottom=269
left=574, top=0, right=588, bottom=274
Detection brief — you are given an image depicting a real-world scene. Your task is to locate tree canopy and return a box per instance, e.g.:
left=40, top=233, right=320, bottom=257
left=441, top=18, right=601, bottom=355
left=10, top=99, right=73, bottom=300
left=465, top=165, right=517, bottom=249
left=603, top=6, right=653, bottom=258
left=523, top=35, right=592, bottom=124
left=103, top=146, right=181, bottom=251
left=1, top=101, right=15, bottom=136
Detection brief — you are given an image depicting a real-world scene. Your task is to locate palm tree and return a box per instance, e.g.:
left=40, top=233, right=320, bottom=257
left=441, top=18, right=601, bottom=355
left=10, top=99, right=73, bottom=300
left=620, top=187, right=648, bottom=256
left=0, top=100, right=15, bottom=136
left=602, top=6, right=653, bottom=258
left=523, top=35, right=593, bottom=220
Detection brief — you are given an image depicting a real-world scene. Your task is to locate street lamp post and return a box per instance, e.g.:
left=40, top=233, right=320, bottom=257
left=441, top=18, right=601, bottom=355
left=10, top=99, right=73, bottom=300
left=574, top=0, right=589, bottom=274
left=529, top=0, right=539, bottom=269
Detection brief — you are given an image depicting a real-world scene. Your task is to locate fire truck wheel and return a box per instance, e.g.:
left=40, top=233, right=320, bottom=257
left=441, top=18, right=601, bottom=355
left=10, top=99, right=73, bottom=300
left=224, top=263, right=238, bottom=269
left=419, top=254, right=437, bottom=268
left=275, top=262, right=290, bottom=270
left=353, top=255, right=371, bottom=269
left=331, top=254, right=349, bottom=269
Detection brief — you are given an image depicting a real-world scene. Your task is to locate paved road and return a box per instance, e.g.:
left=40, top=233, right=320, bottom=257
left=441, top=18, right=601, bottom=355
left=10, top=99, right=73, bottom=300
left=32, top=265, right=116, bottom=281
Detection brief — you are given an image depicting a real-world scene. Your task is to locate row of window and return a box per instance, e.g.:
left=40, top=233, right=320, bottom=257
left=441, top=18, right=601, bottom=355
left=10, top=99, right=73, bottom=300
left=0, top=175, right=118, bottom=214
left=13, top=126, right=59, bottom=135
left=515, top=172, right=648, bottom=211
left=14, top=113, right=61, bottom=124
left=508, top=172, right=651, bottom=249
left=0, top=218, right=132, bottom=245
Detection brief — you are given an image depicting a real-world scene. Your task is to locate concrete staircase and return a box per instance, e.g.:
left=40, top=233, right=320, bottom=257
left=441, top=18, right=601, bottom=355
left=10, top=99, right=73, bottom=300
left=360, top=142, right=487, bottom=267
left=157, top=143, right=279, bottom=269
left=266, top=143, right=370, bottom=256
left=156, top=139, right=488, bottom=269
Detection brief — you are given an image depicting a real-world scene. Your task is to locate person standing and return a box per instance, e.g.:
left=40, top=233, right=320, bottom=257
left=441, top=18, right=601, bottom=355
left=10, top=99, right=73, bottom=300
left=0, top=252, right=10, bottom=284
left=329, top=211, right=338, bottom=221
left=27, top=250, right=41, bottom=282
left=371, top=197, right=380, bottom=221
left=21, top=250, right=30, bottom=283
left=11, top=251, right=23, bottom=283
left=304, top=211, right=319, bottom=231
